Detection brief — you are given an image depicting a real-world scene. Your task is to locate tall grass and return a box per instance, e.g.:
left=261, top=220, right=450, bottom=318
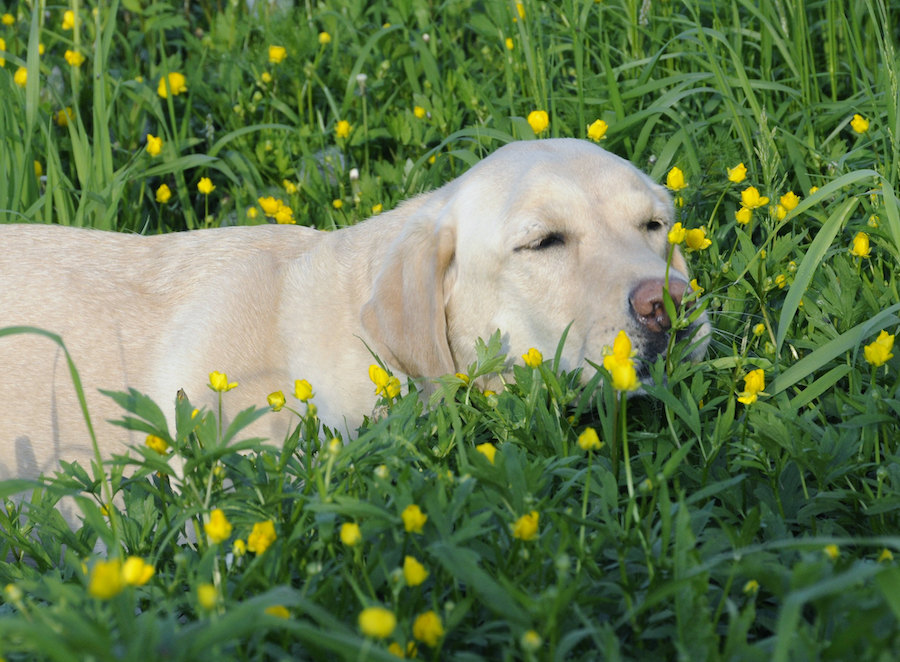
left=2, top=0, right=900, bottom=659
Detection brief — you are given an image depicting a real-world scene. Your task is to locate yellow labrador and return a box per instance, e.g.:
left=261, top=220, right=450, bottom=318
left=0, top=139, right=709, bottom=483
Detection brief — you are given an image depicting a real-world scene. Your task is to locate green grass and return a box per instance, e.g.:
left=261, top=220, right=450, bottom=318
left=2, top=0, right=900, bottom=659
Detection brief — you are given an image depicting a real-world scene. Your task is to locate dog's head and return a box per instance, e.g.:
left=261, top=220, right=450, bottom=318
left=362, top=138, right=710, bottom=382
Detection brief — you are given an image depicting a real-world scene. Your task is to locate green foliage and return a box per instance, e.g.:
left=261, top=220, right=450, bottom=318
left=2, top=0, right=900, bottom=659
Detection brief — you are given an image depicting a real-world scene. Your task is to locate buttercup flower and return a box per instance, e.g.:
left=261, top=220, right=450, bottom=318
left=824, top=544, right=840, bottom=560
left=318, top=31, right=331, bottom=45
left=753, top=323, right=766, bottom=337
left=684, top=227, right=712, bottom=251
left=197, top=177, right=215, bottom=195
left=1, top=13, right=14, bottom=25
left=513, top=511, right=540, bottom=541
left=850, top=114, right=870, bottom=134
left=197, top=583, right=217, bottom=610
left=587, top=119, right=608, bottom=142
left=155, top=183, right=172, bottom=204
left=527, top=110, right=549, bottom=135
left=359, top=606, right=396, bottom=639
left=88, top=559, right=124, bottom=599
left=265, top=605, right=290, bottom=619
left=743, top=579, right=760, bottom=595
left=0, top=37, right=6, bottom=67
left=727, top=163, right=747, bottom=183
left=878, top=549, right=894, bottom=563
left=332, top=199, right=343, bottom=209
left=737, top=368, right=766, bottom=405
left=268, top=45, right=287, bottom=64
left=369, top=364, right=401, bottom=398
left=340, top=522, right=362, bottom=547
left=372, top=203, right=383, bottom=214
left=521, top=630, right=542, bottom=652
left=577, top=427, right=602, bottom=451
left=267, top=391, right=285, bottom=411
left=774, top=274, right=787, bottom=289
left=282, top=179, right=297, bottom=194
left=145, top=434, right=169, bottom=454
left=64, top=49, right=85, bottom=67
left=849, top=231, right=871, bottom=258
left=401, top=504, right=428, bottom=534
left=294, top=379, right=313, bottom=402
left=258, top=196, right=281, bottom=216
left=62, top=9, right=75, bottom=30
left=522, top=347, right=543, bottom=368
left=603, top=330, right=635, bottom=372
left=14, top=66, right=27, bottom=88
left=475, top=442, right=497, bottom=464
left=863, top=330, right=894, bottom=368
left=209, top=371, right=237, bottom=392
left=505, top=37, right=514, bottom=50
left=205, top=508, right=233, bottom=544
left=516, top=2, right=526, bottom=19
left=609, top=362, right=639, bottom=391
left=145, top=134, right=162, bottom=157
left=403, top=555, right=429, bottom=586
left=667, top=221, right=686, bottom=244
left=157, top=72, right=187, bottom=98
left=740, top=186, right=769, bottom=209
left=57, top=107, right=75, bottom=127
left=665, top=166, right=687, bottom=192
left=122, top=557, right=154, bottom=586
left=412, top=610, right=445, bottom=647
left=735, top=206, right=752, bottom=225
left=247, top=520, right=277, bottom=554
left=34, top=161, right=42, bottom=178
left=335, top=119, right=351, bottom=139
left=779, top=191, right=800, bottom=212
left=413, top=105, right=426, bottom=119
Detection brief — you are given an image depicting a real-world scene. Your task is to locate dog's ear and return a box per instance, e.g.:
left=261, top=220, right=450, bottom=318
left=361, top=218, right=457, bottom=378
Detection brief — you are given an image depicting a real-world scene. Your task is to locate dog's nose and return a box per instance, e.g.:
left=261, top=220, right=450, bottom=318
left=629, top=278, right=688, bottom=333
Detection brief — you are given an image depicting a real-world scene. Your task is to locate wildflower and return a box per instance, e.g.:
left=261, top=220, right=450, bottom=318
left=522, top=347, right=543, bottom=368
left=359, top=607, right=397, bottom=639
left=64, top=49, right=85, bottom=67
left=388, top=642, right=418, bottom=658
left=205, top=508, right=233, bottom=544
left=779, top=191, right=800, bottom=212
left=266, top=390, right=286, bottom=411
left=667, top=222, right=686, bottom=244
left=257, top=196, right=280, bottom=216
left=878, top=549, right=894, bottom=563
left=737, top=368, right=766, bottom=405
left=1, top=13, right=14, bottom=26
left=740, top=186, right=769, bottom=209
left=413, top=610, right=445, bottom=647
left=274, top=204, right=295, bottom=224
left=849, top=231, right=871, bottom=258
left=88, top=559, right=124, bottom=599
left=401, top=504, right=428, bottom=534
left=587, top=119, right=608, bottom=142
left=14, top=66, right=27, bottom=88
left=413, top=105, right=426, bottom=119
left=157, top=72, right=187, bottom=98
left=512, top=510, right=540, bottom=541
left=260, top=71, right=272, bottom=84
left=527, top=110, right=549, bottom=135
left=145, top=134, right=163, bottom=157
left=209, top=371, right=237, bottom=392
left=864, top=330, right=894, bottom=368
left=850, top=114, right=870, bottom=134
left=62, top=9, right=76, bottom=30
left=602, top=330, right=635, bottom=372
left=335, top=119, right=351, bottom=139
left=0, top=37, right=5, bottom=67
left=233, top=539, right=246, bottom=556
left=294, top=379, right=313, bottom=402
left=505, top=37, right=514, bottom=50
left=753, top=323, right=766, bottom=337
left=268, top=45, right=287, bottom=64
left=685, top=227, right=712, bottom=251
left=774, top=274, right=787, bottom=289
left=283, top=179, right=297, bottom=194
left=735, top=206, right=752, bottom=225
left=155, top=183, right=172, bottom=204
left=403, top=555, right=429, bottom=586
left=145, top=433, right=169, bottom=454
left=57, top=107, right=75, bottom=127
left=475, top=442, right=497, bottom=464
left=372, top=203, right=383, bottom=214
left=34, top=161, right=42, bottom=178
left=247, top=520, right=277, bottom=554
left=197, top=177, right=215, bottom=195
left=318, top=32, right=331, bottom=45
left=455, top=372, right=470, bottom=384
left=197, top=583, right=217, bottom=610
left=332, top=199, right=343, bottom=209
left=727, top=163, right=747, bottom=183
left=122, top=557, right=154, bottom=586
left=609, top=362, right=639, bottom=391
left=340, top=522, right=362, bottom=547
left=369, top=364, right=401, bottom=398
left=577, top=427, right=602, bottom=451
left=743, top=579, right=760, bottom=595
left=665, top=167, right=687, bottom=192
left=823, top=544, right=840, bottom=560
left=264, top=605, right=290, bottom=619
left=521, top=630, right=542, bottom=652
left=690, top=278, right=704, bottom=295
left=515, top=2, right=526, bottom=19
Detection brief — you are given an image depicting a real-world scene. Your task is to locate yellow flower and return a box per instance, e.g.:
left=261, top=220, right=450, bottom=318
left=516, top=2, right=526, bottom=19
left=512, top=511, right=540, bottom=541
left=779, top=191, right=800, bottom=212
left=145, top=434, right=169, bottom=455
left=62, top=9, right=76, bottom=30
left=34, top=161, right=42, bottom=178
left=609, top=362, right=639, bottom=391
left=369, top=364, right=401, bottom=398
left=737, top=368, right=766, bottom=405
left=260, top=71, right=272, bottom=84
left=0, top=37, right=6, bottom=67
left=335, top=119, right=351, bottom=139
left=824, top=544, right=840, bottom=560
left=318, top=31, right=332, bottom=45
left=602, top=330, right=635, bottom=372
left=667, top=221, right=686, bottom=244
left=413, top=105, right=426, bottom=119
left=849, top=231, right=871, bottom=258
left=64, top=49, right=85, bottom=67
left=332, top=199, right=343, bottom=209
left=878, top=548, right=894, bottom=563
left=283, top=179, right=297, bottom=194
left=742, top=579, right=760, bottom=595
left=753, top=323, right=766, bottom=337
left=267, top=391, right=285, bottom=411
left=403, top=555, right=429, bottom=586
left=14, top=66, right=27, bottom=88
left=690, top=278, right=704, bottom=295
left=388, top=641, right=418, bottom=658
left=401, top=504, right=428, bottom=534
left=1, top=13, right=14, bottom=26
left=727, top=163, right=747, bottom=183
left=88, top=559, right=124, bottom=599
left=57, top=107, right=75, bottom=127
left=577, top=427, right=602, bottom=451
left=265, top=605, right=291, bottom=619
left=735, top=206, right=752, bottom=225
left=157, top=72, right=187, bottom=98
left=774, top=273, right=787, bottom=289
left=197, top=583, right=217, bottom=610
left=665, top=166, right=687, bottom=192
left=505, top=37, right=514, bottom=50
left=247, top=520, right=277, bottom=554
left=850, top=113, right=870, bottom=134
left=522, top=347, right=543, bottom=368
left=205, top=508, right=233, bottom=544
left=863, top=330, right=894, bottom=368
left=122, top=556, right=154, bottom=586
left=145, top=133, right=163, bottom=157
left=233, top=539, right=246, bottom=556
left=413, top=610, right=445, bottom=647
left=294, top=378, right=314, bottom=402
left=209, top=371, right=237, bottom=392
left=268, top=45, right=287, bottom=64
left=274, top=204, right=294, bottom=224
left=257, top=196, right=280, bottom=216
left=740, top=186, right=769, bottom=209
left=340, top=522, right=362, bottom=547
left=155, top=183, right=172, bottom=204
left=684, top=227, right=712, bottom=251
left=587, top=119, right=608, bottom=142
left=475, top=443, right=497, bottom=464
left=372, top=203, right=383, bottom=214
left=359, top=606, right=396, bottom=639
left=197, top=177, right=215, bottom=195
left=527, top=110, right=549, bottom=135
left=521, top=630, right=542, bottom=652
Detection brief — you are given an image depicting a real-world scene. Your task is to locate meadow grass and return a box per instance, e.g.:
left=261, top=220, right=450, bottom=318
left=1, top=0, right=900, bottom=659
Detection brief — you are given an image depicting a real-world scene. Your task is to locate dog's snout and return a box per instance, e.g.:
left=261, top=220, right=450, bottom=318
left=629, top=278, right=688, bottom=333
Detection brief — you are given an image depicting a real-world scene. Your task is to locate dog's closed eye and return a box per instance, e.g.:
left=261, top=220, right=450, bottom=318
left=643, top=220, right=664, bottom=233
left=516, top=232, right=566, bottom=252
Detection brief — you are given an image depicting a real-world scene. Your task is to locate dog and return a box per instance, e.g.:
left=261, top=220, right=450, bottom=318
left=0, top=138, right=710, bottom=484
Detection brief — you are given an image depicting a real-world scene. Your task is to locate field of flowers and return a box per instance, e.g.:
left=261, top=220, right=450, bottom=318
left=2, top=0, right=900, bottom=659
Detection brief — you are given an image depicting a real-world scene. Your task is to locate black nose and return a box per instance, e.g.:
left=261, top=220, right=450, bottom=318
left=629, top=278, right=688, bottom=333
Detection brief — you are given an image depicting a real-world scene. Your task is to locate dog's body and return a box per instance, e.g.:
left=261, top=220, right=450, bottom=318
left=0, top=139, right=709, bottom=482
